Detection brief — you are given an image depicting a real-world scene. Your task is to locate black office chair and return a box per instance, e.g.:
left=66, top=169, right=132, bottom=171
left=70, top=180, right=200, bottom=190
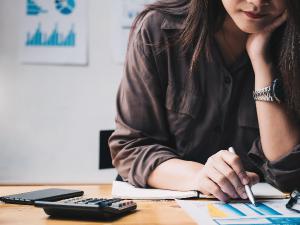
left=99, top=130, right=123, bottom=181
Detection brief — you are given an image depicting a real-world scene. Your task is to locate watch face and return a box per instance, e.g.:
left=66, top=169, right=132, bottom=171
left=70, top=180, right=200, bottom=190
left=273, top=79, right=284, bottom=102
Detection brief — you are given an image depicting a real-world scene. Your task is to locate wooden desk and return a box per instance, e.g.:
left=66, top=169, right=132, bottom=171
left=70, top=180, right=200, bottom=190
left=0, top=185, right=196, bottom=225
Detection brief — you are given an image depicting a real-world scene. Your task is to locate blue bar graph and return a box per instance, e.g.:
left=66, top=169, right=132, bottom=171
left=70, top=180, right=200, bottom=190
left=26, top=24, right=76, bottom=47
left=246, top=203, right=282, bottom=216
left=220, top=204, right=247, bottom=216
left=27, top=0, right=47, bottom=15
left=214, top=217, right=300, bottom=225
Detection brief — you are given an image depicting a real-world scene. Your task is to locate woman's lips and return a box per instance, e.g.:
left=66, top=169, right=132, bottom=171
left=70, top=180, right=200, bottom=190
left=243, top=11, right=266, bottom=19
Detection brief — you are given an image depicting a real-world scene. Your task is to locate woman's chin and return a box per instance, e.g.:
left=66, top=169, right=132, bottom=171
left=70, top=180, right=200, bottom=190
left=236, top=24, right=265, bottom=34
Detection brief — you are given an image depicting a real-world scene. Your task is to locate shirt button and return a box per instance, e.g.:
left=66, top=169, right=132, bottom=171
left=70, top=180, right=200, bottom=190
left=224, top=76, right=231, bottom=84
left=214, top=126, right=221, bottom=132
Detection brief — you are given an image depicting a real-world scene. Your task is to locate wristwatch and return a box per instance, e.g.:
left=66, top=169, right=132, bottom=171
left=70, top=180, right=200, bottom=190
left=253, top=78, right=284, bottom=103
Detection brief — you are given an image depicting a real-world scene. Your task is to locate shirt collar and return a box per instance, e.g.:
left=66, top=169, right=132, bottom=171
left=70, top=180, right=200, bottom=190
left=160, top=17, right=185, bottom=30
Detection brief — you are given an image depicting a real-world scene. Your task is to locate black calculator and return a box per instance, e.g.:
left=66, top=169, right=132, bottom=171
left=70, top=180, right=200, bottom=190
left=34, top=197, right=137, bottom=220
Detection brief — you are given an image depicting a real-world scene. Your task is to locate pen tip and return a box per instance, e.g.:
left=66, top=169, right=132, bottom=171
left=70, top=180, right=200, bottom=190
left=251, top=199, right=257, bottom=207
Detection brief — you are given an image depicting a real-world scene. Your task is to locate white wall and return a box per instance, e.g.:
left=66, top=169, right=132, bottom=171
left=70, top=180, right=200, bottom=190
left=0, top=0, right=122, bottom=184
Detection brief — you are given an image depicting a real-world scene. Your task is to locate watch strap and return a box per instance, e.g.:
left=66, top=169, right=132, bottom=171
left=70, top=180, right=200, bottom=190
left=253, top=84, right=275, bottom=102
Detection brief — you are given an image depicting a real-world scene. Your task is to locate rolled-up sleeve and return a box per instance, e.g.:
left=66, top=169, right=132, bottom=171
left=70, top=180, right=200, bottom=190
left=108, top=16, right=179, bottom=187
left=248, top=138, right=300, bottom=192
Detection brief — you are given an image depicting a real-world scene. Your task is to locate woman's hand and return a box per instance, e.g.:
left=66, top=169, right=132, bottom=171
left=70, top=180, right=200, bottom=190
left=246, top=11, right=287, bottom=62
left=192, top=150, right=260, bottom=202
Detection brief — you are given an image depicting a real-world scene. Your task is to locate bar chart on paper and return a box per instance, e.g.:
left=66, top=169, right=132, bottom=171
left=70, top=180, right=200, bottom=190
left=207, top=202, right=282, bottom=217
left=176, top=200, right=300, bottom=225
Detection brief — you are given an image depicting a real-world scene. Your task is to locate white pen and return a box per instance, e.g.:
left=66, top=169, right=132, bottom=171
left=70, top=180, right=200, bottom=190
left=228, top=147, right=257, bottom=206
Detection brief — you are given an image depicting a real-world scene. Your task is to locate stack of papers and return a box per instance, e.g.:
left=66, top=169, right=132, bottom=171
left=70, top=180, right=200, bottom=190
left=112, top=181, right=288, bottom=200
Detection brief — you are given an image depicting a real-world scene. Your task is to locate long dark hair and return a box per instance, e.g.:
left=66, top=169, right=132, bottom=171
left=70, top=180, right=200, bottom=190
left=131, top=0, right=300, bottom=118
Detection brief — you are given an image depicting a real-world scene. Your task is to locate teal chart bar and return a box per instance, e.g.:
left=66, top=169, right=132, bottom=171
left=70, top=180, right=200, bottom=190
left=26, top=24, right=76, bottom=47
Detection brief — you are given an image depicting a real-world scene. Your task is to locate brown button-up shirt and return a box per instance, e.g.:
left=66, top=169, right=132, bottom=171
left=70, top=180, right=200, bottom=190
left=109, top=11, right=300, bottom=191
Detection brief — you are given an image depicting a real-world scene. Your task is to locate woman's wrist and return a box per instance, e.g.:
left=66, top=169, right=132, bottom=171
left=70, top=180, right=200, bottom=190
left=250, top=58, right=274, bottom=89
left=147, top=158, right=204, bottom=191
left=249, top=53, right=269, bottom=69
left=254, top=73, right=273, bottom=90
left=187, top=163, right=205, bottom=190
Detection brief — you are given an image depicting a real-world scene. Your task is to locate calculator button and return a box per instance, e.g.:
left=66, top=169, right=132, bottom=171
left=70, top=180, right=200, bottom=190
left=97, top=202, right=109, bottom=207
left=90, top=200, right=104, bottom=205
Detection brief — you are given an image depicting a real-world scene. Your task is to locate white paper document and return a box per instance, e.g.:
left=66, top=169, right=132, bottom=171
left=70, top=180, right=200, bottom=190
left=112, top=181, right=287, bottom=200
left=251, top=183, right=288, bottom=199
left=176, top=199, right=300, bottom=225
left=112, top=181, right=198, bottom=199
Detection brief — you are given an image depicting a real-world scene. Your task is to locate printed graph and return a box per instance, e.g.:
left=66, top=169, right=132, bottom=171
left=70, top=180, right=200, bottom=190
left=207, top=202, right=300, bottom=225
left=207, top=202, right=282, bottom=218
left=26, top=24, right=76, bottom=47
left=177, top=199, right=300, bottom=225
left=27, top=0, right=47, bottom=15
left=214, top=216, right=300, bottom=225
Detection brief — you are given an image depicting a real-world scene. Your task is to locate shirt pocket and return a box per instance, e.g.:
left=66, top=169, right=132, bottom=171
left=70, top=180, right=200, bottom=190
left=164, top=84, right=202, bottom=154
left=165, top=83, right=202, bottom=119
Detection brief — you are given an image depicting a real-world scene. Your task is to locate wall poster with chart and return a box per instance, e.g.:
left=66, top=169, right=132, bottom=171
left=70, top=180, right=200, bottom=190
left=111, top=0, right=155, bottom=64
left=20, top=0, right=88, bottom=65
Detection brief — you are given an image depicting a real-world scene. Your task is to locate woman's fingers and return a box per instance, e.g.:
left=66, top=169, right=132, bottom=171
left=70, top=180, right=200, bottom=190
left=201, top=176, right=229, bottom=202
left=246, top=171, right=260, bottom=186
left=264, top=10, right=288, bottom=33
left=211, top=156, right=246, bottom=199
left=205, top=163, right=238, bottom=199
left=218, top=150, right=249, bottom=185
left=198, top=150, right=260, bottom=202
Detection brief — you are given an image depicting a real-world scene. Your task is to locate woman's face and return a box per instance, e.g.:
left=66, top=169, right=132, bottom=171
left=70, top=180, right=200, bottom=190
left=221, top=0, right=287, bottom=33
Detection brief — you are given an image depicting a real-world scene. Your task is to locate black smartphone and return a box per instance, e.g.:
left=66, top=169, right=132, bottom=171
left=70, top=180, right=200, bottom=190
left=0, top=188, right=84, bottom=205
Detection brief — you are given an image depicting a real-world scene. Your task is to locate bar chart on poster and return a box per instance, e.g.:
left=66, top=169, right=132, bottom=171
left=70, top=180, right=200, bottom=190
left=26, top=24, right=76, bottom=47
left=20, top=0, right=87, bottom=65
left=0, top=0, right=122, bottom=185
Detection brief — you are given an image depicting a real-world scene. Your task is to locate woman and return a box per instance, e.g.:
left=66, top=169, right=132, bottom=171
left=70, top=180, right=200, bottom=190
left=109, top=0, right=300, bottom=202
